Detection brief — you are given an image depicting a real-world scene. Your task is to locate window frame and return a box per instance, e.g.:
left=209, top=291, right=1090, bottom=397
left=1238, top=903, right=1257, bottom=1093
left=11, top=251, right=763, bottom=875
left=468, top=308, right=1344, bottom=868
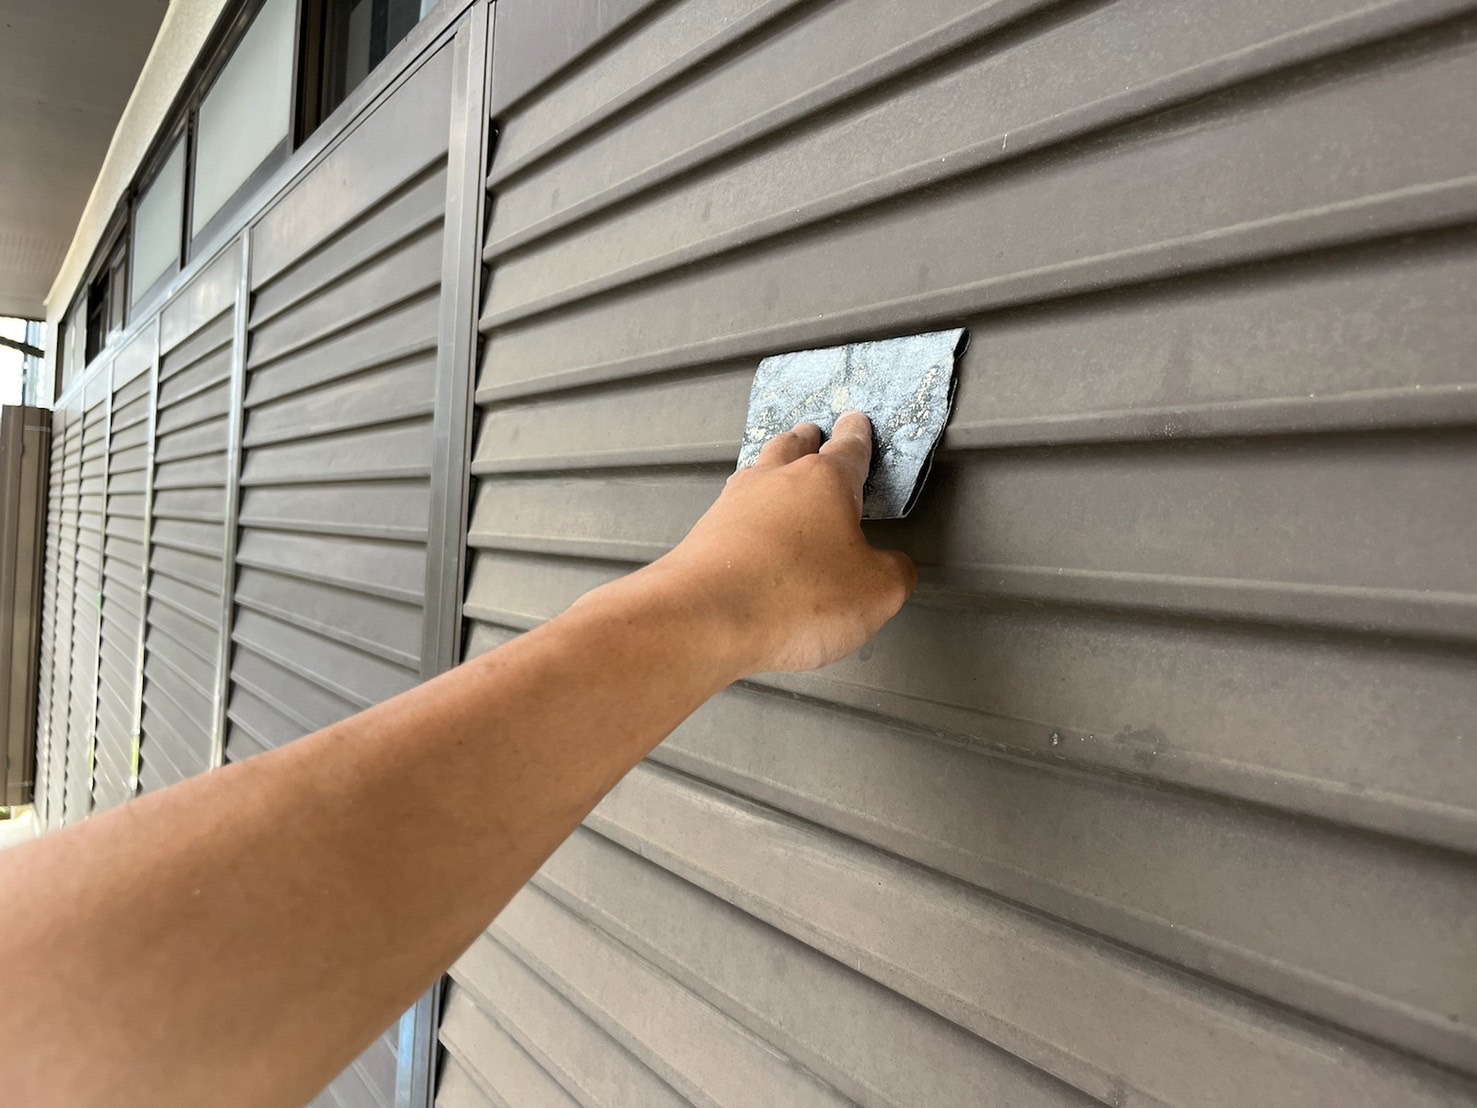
left=81, top=212, right=130, bottom=367
left=185, top=0, right=304, bottom=260
left=61, top=0, right=284, bottom=363
left=295, top=0, right=430, bottom=143
left=128, top=121, right=190, bottom=318
left=55, top=0, right=447, bottom=395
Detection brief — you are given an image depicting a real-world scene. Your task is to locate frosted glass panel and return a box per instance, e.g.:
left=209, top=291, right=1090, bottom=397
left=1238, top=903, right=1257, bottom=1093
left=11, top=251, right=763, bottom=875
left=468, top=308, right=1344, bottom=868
left=192, top=0, right=295, bottom=235
left=131, top=139, right=184, bottom=302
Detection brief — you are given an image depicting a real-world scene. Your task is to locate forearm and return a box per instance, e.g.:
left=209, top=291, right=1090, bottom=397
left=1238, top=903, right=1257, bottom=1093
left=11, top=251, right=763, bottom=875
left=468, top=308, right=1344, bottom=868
left=3, top=413, right=912, bottom=1107
left=1, top=566, right=738, bottom=1107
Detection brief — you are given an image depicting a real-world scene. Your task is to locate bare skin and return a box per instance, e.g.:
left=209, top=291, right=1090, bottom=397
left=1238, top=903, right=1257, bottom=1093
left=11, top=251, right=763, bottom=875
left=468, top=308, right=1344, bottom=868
left=0, top=413, right=916, bottom=1107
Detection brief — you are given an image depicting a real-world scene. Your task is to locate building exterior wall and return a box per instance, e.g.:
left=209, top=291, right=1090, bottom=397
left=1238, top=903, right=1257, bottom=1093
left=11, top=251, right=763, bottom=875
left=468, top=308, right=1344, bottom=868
left=33, top=5, right=489, bottom=1105
left=32, top=1, right=1477, bottom=1106
left=43, top=0, right=233, bottom=342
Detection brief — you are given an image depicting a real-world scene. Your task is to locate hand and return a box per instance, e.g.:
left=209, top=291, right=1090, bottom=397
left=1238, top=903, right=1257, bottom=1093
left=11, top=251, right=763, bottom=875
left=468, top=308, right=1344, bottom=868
left=649, top=412, right=918, bottom=675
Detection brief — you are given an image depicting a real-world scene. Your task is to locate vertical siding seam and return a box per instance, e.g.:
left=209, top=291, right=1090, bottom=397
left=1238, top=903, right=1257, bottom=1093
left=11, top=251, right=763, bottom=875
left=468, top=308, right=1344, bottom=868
left=404, top=11, right=494, bottom=1108
left=131, top=317, right=161, bottom=795
left=86, top=363, right=113, bottom=810
left=421, top=13, right=492, bottom=684
left=69, top=374, right=109, bottom=819
left=210, top=233, right=251, bottom=770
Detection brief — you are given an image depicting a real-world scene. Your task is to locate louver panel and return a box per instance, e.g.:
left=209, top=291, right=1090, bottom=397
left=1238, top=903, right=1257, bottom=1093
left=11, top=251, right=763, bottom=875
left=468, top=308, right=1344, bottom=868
left=450, top=2, right=1477, bottom=1104
left=92, top=332, right=155, bottom=809
left=233, top=44, right=456, bottom=1108
left=62, top=389, right=107, bottom=822
left=140, top=245, right=241, bottom=792
left=33, top=408, right=67, bottom=823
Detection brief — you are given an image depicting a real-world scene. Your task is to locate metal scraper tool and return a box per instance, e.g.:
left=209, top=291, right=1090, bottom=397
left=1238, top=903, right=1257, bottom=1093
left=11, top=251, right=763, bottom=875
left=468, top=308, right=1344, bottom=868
left=736, top=328, right=966, bottom=519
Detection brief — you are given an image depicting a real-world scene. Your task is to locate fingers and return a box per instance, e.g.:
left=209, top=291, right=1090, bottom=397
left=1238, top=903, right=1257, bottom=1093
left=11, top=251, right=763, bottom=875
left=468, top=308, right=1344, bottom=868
left=755, top=422, right=823, bottom=467
left=819, top=411, right=874, bottom=493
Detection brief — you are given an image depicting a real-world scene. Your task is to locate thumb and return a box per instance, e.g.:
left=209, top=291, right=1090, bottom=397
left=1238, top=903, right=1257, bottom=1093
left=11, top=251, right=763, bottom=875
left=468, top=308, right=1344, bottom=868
left=875, top=549, right=918, bottom=607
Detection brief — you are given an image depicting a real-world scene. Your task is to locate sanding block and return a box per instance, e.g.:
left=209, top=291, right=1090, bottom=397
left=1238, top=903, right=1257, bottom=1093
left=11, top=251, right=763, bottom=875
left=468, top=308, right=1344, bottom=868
left=736, top=328, right=966, bottom=518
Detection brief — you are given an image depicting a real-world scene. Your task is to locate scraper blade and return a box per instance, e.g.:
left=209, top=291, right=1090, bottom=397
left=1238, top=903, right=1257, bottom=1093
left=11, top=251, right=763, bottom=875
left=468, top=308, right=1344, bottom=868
left=736, top=328, right=966, bottom=518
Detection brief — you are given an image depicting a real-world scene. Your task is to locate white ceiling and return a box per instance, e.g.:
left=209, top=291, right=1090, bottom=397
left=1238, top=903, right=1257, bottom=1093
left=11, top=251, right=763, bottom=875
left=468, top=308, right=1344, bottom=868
left=0, top=0, right=170, bottom=319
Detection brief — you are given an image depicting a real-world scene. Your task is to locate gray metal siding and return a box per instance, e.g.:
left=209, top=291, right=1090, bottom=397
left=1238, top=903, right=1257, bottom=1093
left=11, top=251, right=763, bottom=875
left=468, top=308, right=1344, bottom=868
left=230, top=44, right=457, bottom=1108
left=25, top=10, right=475, bottom=1102
left=33, top=411, right=66, bottom=823
left=44, top=406, right=76, bottom=825
left=139, top=246, right=241, bottom=794
left=307, top=1031, right=402, bottom=1108
left=92, top=330, right=155, bottom=810
left=62, top=391, right=106, bottom=824
left=225, top=46, right=453, bottom=776
left=448, top=2, right=1477, bottom=1105
left=434, top=1053, right=503, bottom=1108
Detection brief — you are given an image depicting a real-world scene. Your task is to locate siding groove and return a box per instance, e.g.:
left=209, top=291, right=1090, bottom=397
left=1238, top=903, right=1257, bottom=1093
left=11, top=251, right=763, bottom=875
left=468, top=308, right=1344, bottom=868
left=525, top=828, right=1097, bottom=1108
left=229, top=658, right=333, bottom=736
left=433, top=1055, right=501, bottom=1108
left=445, top=941, right=689, bottom=1108
left=438, top=994, right=579, bottom=1108
left=492, top=888, right=854, bottom=1108
left=233, top=532, right=427, bottom=604
left=250, top=164, right=451, bottom=329
left=243, top=297, right=442, bottom=408
left=233, top=593, right=422, bottom=670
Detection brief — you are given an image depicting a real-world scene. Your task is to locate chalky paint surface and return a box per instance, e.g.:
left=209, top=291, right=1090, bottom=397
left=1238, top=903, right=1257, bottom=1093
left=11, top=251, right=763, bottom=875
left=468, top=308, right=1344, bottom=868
left=737, top=328, right=964, bottom=518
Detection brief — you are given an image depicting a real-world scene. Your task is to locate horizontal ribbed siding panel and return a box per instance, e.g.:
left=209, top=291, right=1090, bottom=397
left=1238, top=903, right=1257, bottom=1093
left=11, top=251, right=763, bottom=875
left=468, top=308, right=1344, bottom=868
left=235, top=45, right=453, bottom=1108
left=306, top=1029, right=400, bottom=1108
left=48, top=413, right=79, bottom=824
left=141, top=252, right=240, bottom=794
left=228, top=46, right=450, bottom=758
left=533, top=825, right=1095, bottom=1106
left=433, top=1054, right=502, bottom=1108
left=305, top=1031, right=402, bottom=1108
left=453, top=2, right=1477, bottom=1104
left=63, top=398, right=106, bottom=823
left=34, top=416, right=68, bottom=824
left=92, top=342, right=154, bottom=811
left=438, top=982, right=584, bottom=1108
left=490, top=881, right=851, bottom=1106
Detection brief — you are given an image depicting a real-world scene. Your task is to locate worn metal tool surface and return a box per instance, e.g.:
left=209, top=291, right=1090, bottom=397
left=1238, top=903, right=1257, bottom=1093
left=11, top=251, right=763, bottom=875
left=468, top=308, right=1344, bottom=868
left=736, top=328, right=966, bottom=518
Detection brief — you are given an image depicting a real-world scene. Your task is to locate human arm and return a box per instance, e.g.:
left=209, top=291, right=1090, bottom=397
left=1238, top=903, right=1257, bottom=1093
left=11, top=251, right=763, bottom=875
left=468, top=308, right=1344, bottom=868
left=0, top=414, right=915, bottom=1107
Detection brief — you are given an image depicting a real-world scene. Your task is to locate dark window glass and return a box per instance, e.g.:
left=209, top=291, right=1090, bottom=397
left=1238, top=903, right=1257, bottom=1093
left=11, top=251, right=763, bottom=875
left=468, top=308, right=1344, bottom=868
left=301, top=0, right=429, bottom=136
left=84, top=237, right=127, bottom=363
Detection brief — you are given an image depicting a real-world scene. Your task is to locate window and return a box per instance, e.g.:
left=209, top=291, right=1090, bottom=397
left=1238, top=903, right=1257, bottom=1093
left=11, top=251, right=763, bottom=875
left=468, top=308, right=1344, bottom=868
left=59, top=0, right=444, bottom=388
left=59, top=295, right=90, bottom=395
left=192, top=0, right=297, bottom=237
left=84, top=235, right=128, bottom=364
left=131, top=138, right=185, bottom=304
left=300, top=0, right=435, bottom=135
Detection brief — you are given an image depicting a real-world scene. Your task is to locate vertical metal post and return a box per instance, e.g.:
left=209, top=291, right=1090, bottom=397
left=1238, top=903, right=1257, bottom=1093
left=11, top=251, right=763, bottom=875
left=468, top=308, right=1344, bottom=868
left=86, top=359, right=114, bottom=810
left=130, top=316, right=162, bottom=794
left=398, top=4, right=492, bottom=1105
left=57, top=379, right=81, bottom=820
left=419, top=4, right=490, bottom=682
left=209, top=233, right=252, bottom=770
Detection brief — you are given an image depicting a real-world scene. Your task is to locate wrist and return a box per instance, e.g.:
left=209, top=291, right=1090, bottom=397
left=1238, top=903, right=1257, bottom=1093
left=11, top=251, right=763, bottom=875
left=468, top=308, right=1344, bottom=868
left=565, top=559, right=756, bottom=691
